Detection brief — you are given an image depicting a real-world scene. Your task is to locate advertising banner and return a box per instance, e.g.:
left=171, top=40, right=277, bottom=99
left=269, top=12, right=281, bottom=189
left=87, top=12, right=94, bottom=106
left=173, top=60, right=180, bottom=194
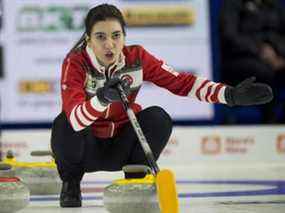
left=0, top=0, right=213, bottom=123
left=1, top=126, right=285, bottom=165
left=159, top=126, right=285, bottom=167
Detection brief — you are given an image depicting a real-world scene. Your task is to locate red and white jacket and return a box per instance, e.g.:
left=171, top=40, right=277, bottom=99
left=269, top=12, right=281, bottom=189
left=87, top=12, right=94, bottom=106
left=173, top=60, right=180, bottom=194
left=61, top=45, right=227, bottom=138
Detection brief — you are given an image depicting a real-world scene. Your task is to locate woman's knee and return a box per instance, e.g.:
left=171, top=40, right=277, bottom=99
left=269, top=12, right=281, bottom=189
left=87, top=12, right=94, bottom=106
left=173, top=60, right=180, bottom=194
left=143, top=106, right=172, bottom=130
left=51, top=112, right=69, bottom=147
left=51, top=112, right=85, bottom=163
left=138, top=106, right=173, bottom=146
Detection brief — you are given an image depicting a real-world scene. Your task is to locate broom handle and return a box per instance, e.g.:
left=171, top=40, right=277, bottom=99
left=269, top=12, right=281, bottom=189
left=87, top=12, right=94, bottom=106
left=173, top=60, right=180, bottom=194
left=117, top=84, right=160, bottom=174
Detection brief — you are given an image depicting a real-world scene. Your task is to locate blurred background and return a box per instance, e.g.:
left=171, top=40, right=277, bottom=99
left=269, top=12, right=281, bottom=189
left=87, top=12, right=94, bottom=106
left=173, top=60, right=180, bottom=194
left=0, top=0, right=284, bottom=170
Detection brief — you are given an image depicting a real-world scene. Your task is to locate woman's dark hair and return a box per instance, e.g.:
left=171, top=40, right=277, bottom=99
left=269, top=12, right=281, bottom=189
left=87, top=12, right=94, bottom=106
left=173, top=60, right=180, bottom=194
left=70, top=4, right=126, bottom=53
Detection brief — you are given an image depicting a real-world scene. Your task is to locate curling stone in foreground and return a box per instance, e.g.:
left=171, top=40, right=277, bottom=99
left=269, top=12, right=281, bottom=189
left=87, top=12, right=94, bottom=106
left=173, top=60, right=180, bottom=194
left=0, top=164, right=30, bottom=213
left=15, top=166, right=61, bottom=195
left=4, top=150, right=61, bottom=195
left=104, top=165, right=160, bottom=213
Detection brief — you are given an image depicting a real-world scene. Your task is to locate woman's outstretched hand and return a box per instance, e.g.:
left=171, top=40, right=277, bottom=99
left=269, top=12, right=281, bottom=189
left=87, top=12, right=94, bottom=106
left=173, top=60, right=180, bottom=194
left=225, top=77, right=273, bottom=107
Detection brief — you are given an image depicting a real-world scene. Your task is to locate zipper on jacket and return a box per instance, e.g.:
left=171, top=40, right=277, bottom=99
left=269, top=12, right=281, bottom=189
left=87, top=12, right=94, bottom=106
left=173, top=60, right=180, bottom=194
left=105, top=70, right=109, bottom=80
left=110, top=122, right=115, bottom=138
left=105, top=105, right=110, bottom=119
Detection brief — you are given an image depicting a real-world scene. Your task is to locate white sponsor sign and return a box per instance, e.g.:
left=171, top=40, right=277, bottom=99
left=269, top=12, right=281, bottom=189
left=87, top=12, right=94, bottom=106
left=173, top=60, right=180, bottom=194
left=159, top=126, right=285, bottom=167
left=1, top=126, right=285, bottom=166
left=1, top=0, right=213, bottom=123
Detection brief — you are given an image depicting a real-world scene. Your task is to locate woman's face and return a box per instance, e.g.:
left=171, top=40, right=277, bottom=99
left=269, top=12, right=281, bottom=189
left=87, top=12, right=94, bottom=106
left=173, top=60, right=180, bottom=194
left=88, top=19, right=125, bottom=68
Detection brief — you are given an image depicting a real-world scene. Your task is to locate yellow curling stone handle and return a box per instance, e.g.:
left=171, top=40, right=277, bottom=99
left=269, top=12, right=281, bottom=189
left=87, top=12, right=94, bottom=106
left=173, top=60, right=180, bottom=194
left=3, top=157, right=57, bottom=169
left=115, top=174, right=155, bottom=185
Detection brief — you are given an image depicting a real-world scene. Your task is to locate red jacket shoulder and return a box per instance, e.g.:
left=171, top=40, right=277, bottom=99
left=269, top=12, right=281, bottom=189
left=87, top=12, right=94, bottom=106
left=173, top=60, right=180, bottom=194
left=64, top=50, right=87, bottom=65
left=124, top=45, right=147, bottom=56
left=123, top=45, right=146, bottom=65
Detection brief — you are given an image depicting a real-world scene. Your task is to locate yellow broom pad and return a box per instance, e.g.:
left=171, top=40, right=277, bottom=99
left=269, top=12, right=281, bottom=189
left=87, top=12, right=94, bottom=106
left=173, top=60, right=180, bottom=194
left=156, top=169, right=179, bottom=213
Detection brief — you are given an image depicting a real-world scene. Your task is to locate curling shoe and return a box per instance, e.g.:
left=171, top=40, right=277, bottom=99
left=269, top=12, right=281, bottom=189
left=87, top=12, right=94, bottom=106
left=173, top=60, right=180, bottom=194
left=60, top=180, right=82, bottom=207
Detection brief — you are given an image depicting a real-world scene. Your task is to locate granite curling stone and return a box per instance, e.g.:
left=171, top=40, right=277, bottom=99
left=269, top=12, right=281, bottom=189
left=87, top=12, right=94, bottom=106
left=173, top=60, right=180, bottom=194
left=15, top=166, right=61, bottom=195
left=4, top=150, right=61, bottom=195
left=103, top=165, right=160, bottom=213
left=0, top=164, right=30, bottom=213
left=0, top=163, right=15, bottom=178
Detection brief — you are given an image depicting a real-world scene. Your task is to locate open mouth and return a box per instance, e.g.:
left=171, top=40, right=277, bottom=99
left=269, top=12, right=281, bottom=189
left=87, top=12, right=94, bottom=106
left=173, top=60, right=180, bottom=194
left=105, top=52, right=114, bottom=60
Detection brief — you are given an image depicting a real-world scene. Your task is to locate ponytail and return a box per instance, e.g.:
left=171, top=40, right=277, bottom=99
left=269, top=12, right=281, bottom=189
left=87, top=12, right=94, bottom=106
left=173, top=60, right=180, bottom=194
left=69, top=32, right=88, bottom=54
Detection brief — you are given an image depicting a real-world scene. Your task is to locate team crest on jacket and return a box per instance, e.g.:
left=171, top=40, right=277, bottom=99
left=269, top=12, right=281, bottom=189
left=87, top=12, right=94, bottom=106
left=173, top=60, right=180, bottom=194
left=121, top=74, right=134, bottom=86
left=85, top=73, right=98, bottom=96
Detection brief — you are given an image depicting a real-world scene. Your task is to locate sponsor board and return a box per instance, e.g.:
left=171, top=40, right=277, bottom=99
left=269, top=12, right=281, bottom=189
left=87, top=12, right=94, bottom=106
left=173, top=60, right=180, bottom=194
left=2, top=126, right=285, bottom=166
left=16, top=4, right=195, bottom=31
left=19, top=80, right=56, bottom=94
left=201, top=135, right=255, bottom=155
left=17, top=5, right=88, bottom=32
left=122, top=5, right=195, bottom=27
left=159, top=125, right=285, bottom=166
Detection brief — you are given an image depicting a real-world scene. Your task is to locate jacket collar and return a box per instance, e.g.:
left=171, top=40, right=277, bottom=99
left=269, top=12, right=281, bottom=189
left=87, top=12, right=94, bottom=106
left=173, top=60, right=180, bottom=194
left=85, top=45, right=125, bottom=74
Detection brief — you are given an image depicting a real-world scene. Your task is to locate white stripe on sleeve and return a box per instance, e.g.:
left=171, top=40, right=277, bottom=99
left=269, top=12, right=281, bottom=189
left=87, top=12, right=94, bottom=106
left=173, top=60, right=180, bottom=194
left=187, top=77, right=208, bottom=98
left=217, top=86, right=227, bottom=104
left=70, top=105, right=84, bottom=131
left=82, top=102, right=98, bottom=120
left=206, top=83, right=218, bottom=103
left=199, top=81, right=215, bottom=102
left=76, top=105, right=94, bottom=126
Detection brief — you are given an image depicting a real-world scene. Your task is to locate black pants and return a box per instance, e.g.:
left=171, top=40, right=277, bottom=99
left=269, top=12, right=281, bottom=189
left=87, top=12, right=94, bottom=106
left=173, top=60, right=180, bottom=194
left=51, top=106, right=172, bottom=181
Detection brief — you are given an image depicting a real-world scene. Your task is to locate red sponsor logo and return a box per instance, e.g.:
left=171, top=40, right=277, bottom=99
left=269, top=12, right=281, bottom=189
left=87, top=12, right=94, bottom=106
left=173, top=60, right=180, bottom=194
left=225, top=136, right=254, bottom=154
left=276, top=134, right=285, bottom=153
left=201, top=135, right=254, bottom=155
left=201, top=135, right=222, bottom=155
